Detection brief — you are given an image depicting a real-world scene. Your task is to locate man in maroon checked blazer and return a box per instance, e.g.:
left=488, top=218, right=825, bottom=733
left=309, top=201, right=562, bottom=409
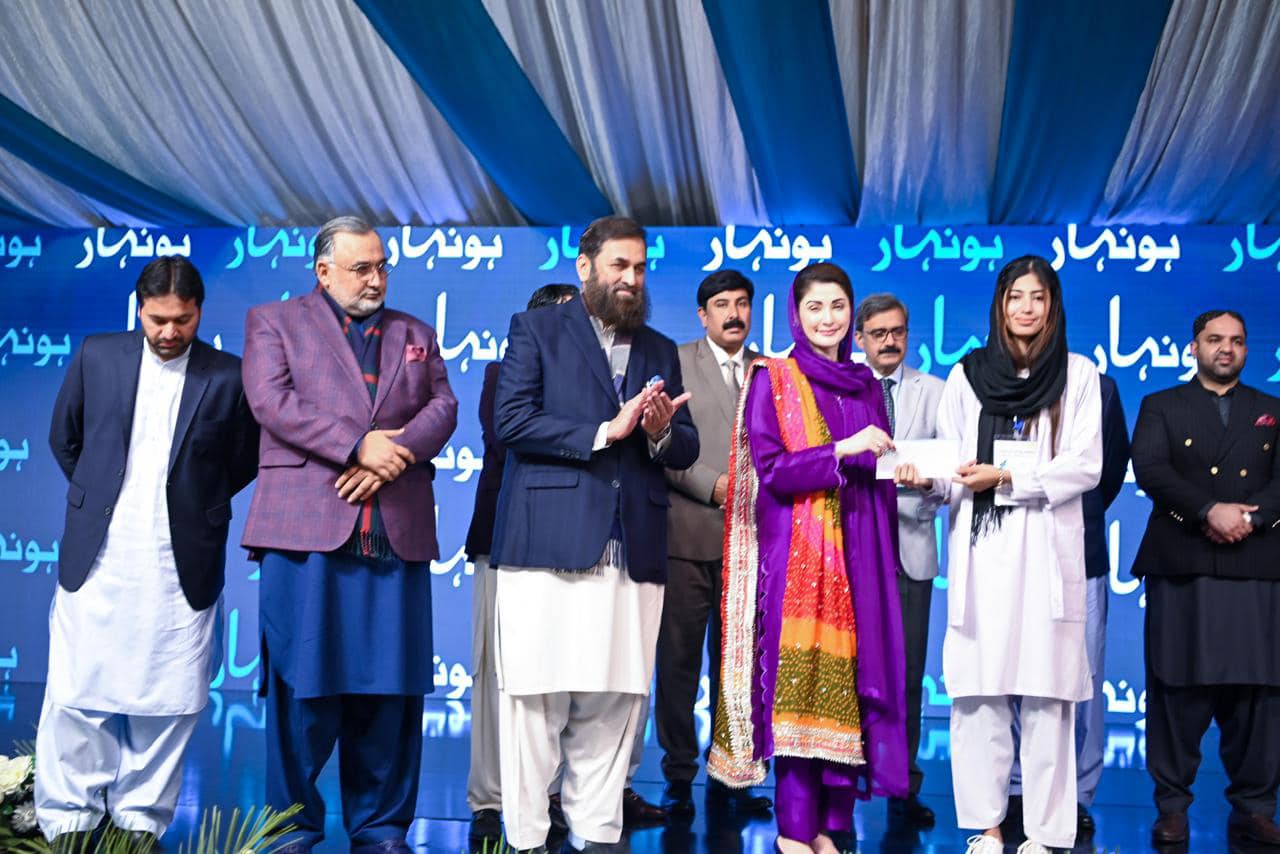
left=241, top=216, right=457, bottom=854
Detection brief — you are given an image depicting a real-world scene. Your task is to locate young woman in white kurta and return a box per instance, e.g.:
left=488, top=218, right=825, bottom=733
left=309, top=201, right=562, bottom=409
left=901, top=256, right=1101, bottom=853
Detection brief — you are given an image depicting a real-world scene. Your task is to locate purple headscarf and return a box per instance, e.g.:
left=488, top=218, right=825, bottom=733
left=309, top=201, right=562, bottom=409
left=786, top=272, right=878, bottom=397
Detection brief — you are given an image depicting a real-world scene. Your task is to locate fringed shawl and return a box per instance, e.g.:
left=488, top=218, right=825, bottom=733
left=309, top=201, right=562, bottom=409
left=709, top=358, right=864, bottom=785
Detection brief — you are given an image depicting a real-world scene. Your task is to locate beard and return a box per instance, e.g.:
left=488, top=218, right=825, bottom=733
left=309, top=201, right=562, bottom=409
left=582, top=270, right=650, bottom=332
left=1199, top=355, right=1243, bottom=384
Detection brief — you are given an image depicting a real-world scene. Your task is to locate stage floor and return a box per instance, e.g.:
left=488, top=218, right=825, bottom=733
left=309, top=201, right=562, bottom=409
left=0, top=682, right=1267, bottom=852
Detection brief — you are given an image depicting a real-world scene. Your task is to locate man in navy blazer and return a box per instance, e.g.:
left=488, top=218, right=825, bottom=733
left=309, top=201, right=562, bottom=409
left=489, top=216, right=698, bottom=852
left=37, top=257, right=257, bottom=845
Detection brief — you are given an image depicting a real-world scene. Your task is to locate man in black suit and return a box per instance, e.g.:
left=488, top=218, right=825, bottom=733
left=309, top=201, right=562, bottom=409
left=35, top=257, right=258, bottom=845
left=1131, top=309, right=1280, bottom=847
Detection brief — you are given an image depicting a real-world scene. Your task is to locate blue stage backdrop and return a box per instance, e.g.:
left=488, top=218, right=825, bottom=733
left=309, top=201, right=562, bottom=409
left=2, top=224, right=1278, bottom=727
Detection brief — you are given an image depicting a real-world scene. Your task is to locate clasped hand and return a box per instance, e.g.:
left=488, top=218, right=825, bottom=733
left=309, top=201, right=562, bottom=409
left=335, top=427, right=416, bottom=504
left=1203, top=502, right=1258, bottom=544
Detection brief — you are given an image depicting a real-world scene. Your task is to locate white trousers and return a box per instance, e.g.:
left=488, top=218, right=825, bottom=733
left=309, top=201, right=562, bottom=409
left=35, top=694, right=199, bottom=839
left=628, top=692, right=649, bottom=783
left=467, top=559, right=502, bottom=813
left=499, top=689, right=644, bottom=850
left=951, top=695, right=1077, bottom=849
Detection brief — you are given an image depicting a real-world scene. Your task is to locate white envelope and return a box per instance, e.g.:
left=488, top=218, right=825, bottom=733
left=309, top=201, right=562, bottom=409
left=875, top=439, right=963, bottom=480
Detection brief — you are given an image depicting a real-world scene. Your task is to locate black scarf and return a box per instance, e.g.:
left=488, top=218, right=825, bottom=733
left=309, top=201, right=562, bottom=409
left=960, top=291, right=1069, bottom=540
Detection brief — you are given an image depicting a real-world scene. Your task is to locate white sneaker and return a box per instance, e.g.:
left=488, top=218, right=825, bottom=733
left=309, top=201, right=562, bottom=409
left=964, top=835, right=1003, bottom=853
left=1015, top=841, right=1053, bottom=854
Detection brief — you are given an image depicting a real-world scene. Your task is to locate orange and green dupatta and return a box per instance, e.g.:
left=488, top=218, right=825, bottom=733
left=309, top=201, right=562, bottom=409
left=708, top=358, right=863, bottom=787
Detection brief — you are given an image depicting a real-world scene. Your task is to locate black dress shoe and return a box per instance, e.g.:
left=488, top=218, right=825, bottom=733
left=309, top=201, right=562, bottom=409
left=1076, top=802, right=1095, bottom=839
left=1152, top=811, right=1189, bottom=845
left=469, top=808, right=503, bottom=841
left=622, top=787, right=668, bottom=827
left=1228, top=810, right=1280, bottom=846
left=662, top=780, right=696, bottom=820
left=706, top=778, right=774, bottom=815
left=888, top=795, right=936, bottom=829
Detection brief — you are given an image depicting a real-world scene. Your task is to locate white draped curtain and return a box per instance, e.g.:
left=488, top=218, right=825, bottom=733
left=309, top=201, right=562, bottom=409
left=0, top=0, right=521, bottom=226
left=481, top=0, right=767, bottom=225
left=851, top=0, right=1013, bottom=225
left=1100, top=0, right=1280, bottom=224
left=0, top=0, right=1273, bottom=226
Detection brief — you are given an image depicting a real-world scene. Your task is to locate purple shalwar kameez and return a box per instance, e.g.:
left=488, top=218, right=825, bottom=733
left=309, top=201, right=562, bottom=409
left=738, top=294, right=909, bottom=841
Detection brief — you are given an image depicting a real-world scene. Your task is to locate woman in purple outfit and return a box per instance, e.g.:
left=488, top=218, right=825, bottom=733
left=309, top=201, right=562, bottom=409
left=710, top=263, right=909, bottom=854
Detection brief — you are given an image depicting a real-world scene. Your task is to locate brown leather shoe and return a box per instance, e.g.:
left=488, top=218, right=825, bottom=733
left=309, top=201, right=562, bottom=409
left=622, top=787, right=668, bottom=827
left=1228, top=810, right=1280, bottom=846
left=1151, top=811, right=1189, bottom=845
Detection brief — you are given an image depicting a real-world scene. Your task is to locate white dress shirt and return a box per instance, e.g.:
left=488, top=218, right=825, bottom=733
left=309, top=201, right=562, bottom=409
left=704, top=336, right=746, bottom=394
left=871, top=361, right=905, bottom=416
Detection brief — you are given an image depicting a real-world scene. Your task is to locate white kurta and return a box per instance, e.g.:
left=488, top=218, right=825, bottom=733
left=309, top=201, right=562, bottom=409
left=47, top=345, right=220, bottom=716
left=936, top=353, right=1101, bottom=702
left=493, top=545, right=664, bottom=696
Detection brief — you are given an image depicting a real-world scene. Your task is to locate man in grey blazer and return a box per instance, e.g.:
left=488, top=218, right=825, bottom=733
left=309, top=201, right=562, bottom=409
left=855, top=293, right=944, bottom=830
left=657, top=270, right=773, bottom=820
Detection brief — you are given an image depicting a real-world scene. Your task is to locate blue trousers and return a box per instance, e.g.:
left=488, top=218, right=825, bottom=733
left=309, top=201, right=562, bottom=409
left=266, top=669, right=424, bottom=850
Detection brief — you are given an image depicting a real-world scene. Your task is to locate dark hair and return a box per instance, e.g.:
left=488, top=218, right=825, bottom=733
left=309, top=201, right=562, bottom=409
left=577, top=215, right=646, bottom=261
left=135, top=256, right=205, bottom=308
left=528, top=283, right=578, bottom=310
left=991, top=255, right=1065, bottom=453
left=792, top=262, right=854, bottom=308
left=1193, top=309, right=1247, bottom=339
left=992, top=255, right=1063, bottom=372
left=314, top=215, right=376, bottom=265
left=696, top=269, right=754, bottom=308
left=855, top=293, right=909, bottom=331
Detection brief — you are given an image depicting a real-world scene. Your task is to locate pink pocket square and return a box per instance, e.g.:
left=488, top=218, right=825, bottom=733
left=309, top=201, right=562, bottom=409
left=1257, top=413, right=1277, bottom=427
left=404, top=344, right=428, bottom=363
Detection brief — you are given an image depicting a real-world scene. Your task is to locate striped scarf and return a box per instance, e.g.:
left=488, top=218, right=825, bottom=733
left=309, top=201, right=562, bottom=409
left=709, top=358, right=863, bottom=787
left=322, top=286, right=393, bottom=561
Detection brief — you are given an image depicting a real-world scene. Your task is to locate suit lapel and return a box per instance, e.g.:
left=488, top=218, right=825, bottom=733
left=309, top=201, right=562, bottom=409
left=304, top=291, right=366, bottom=390
left=623, top=330, right=650, bottom=401
left=119, top=333, right=144, bottom=447
left=373, top=316, right=407, bottom=416
left=564, top=303, right=618, bottom=405
left=169, top=341, right=210, bottom=472
left=896, top=368, right=923, bottom=440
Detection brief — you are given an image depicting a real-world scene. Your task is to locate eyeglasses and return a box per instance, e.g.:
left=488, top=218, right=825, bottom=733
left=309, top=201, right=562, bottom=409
left=864, top=326, right=907, bottom=342
left=332, top=260, right=391, bottom=280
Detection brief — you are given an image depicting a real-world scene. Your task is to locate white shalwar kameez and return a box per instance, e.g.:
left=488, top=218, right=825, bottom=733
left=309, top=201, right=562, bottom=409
left=494, top=541, right=664, bottom=850
left=37, top=345, right=219, bottom=840
left=935, top=353, right=1101, bottom=850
